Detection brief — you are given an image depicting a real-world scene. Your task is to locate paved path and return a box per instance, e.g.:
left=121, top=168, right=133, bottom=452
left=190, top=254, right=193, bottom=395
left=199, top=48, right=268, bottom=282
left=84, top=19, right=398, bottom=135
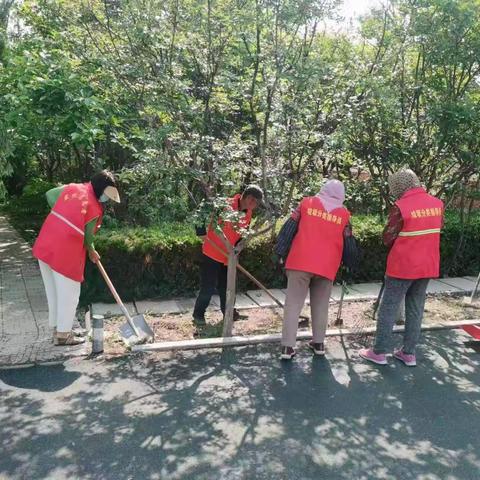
left=0, top=329, right=479, bottom=479
left=0, top=216, right=87, bottom=367
left=93, top=277, right=480, bottom=317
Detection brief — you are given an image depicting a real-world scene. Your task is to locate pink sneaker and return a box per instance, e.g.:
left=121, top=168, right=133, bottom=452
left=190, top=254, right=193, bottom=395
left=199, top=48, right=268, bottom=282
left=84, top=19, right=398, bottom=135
left=394, top=348, right=416, bottom=367
left=359, top=348, right=387, bottom=365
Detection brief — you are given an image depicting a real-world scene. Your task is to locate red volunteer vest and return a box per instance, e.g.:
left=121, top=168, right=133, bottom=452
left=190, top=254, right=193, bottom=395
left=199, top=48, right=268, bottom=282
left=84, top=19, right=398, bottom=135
left=285, top=197, right=350, bottom=280
left=386, top=187, right=443, bottom=280
left=202, top=194, right=253, bottom=264
left=33, top=182, right=103, bottom=282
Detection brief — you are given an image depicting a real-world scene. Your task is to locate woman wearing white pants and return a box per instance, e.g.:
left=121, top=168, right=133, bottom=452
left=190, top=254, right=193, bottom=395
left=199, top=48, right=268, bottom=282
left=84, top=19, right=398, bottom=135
left=38, top=260, right=81, bottom=336
left=33, top=170, right=120, bottom=345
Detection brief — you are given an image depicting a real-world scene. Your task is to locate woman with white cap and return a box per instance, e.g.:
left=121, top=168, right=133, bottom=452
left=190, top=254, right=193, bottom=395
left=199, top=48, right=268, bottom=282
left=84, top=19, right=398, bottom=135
left=32, top=170, right=120, bottom=346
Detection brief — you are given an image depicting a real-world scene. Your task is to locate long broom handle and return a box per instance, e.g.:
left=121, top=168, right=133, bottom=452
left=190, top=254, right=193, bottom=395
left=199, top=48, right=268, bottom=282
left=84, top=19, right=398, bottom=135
left=96, top=260, right=140, bottom=336
left=372, top=278, right=385, bottom=319
left=336, top=281, right=346, bottom=324
left=206, top=238, right=285, bottom=309
left=471, top=272, right=480, bottom=302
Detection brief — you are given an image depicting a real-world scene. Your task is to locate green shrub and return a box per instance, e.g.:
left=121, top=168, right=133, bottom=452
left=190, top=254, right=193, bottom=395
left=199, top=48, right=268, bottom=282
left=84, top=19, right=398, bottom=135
left=2, top=183, right=478, bottom=304
left=441, top=211, right=480, bottom=277
left=3, top=178, right=56, bottom=243
left=80, top=212, right=480, bottom=304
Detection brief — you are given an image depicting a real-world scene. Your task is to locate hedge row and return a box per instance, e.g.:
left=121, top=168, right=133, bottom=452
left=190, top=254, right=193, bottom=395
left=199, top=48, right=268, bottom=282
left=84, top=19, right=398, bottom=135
left=3, top=182, right=479, bottom=304
left=2, top=179, right=55, bottom=244
left=81, top=212, right=480, bottom=304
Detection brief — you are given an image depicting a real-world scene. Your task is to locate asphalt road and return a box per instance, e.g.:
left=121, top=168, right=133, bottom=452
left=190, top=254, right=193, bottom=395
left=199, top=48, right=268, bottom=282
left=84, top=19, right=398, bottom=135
left=1, top=329, right=479, bottom=480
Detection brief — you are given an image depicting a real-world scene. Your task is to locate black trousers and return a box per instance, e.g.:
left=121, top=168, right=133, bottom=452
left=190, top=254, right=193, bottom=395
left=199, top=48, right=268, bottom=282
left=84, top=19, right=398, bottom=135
left=193, top=254, right=228, bottom=318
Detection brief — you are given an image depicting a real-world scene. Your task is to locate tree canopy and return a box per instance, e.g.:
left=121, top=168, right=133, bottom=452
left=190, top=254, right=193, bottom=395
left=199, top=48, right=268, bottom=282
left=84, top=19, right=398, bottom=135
left=1, top=0, right=479, bottom=220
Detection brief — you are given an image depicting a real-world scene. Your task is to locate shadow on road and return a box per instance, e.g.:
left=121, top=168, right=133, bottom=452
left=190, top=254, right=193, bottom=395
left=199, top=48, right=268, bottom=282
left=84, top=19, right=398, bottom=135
left=0, top=330, right=479, bottom=480
left=0, top=365, right=82, bottom=392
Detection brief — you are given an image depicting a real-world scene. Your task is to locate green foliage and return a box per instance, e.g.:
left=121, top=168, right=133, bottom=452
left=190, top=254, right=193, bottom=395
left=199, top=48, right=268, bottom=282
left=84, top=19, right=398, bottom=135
left=4, top=178, right=477, bottom=302
left=77, top=211, right=480, bottom=304
left=0, top=1, right=143, bottom=191
left=0, top=0, right=472, bottom=219
left=81, top=224, right=203, bottom=303
left=3, top=177, right=56, bottom=242
left=6, top=0, right=478, bottom=221
left=335, top=0, right=480, bottom=208
left=2, top=0, right=480, bottom=291
left=117, top=157, right=192, bottom=224
left=440, top=210, right=480, bottom=276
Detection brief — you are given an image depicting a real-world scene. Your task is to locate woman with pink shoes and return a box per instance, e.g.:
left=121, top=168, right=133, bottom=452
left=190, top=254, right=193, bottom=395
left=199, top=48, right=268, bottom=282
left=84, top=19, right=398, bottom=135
left=359, top=169, right=444, bottom=367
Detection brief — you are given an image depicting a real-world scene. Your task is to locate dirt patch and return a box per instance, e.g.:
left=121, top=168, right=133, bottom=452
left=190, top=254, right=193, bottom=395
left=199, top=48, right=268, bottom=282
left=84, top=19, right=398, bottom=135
left=100, top=295, right=480, bottom=357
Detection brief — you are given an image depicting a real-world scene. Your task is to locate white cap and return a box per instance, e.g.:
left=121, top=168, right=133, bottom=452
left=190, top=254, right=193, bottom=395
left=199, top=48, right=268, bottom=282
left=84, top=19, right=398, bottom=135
left=104, top=186, right=120, bottom=203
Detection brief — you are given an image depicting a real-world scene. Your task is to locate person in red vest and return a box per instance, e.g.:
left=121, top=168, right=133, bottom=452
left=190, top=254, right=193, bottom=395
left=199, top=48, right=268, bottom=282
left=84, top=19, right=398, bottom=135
left=32, top=171, right=120, bottom=346
left=193, top=185, right=264, bottom=325
left=359, top=169, right=444, bottom=367
left=279, top=179, right=352, bottom=360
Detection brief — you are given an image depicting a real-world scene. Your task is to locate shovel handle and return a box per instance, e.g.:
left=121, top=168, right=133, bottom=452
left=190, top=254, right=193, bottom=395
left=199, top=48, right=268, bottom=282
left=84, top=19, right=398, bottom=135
left=237, top=264, right=311, bottom=320
left=372, top=278, right=385, bottom=320
left=205, top=238, right=285, bottom=309
left=237, top=263, right=285, bottom=309
left=335, top=281, right=346, bottom=325
left=96, top=260, right=140, bottom=336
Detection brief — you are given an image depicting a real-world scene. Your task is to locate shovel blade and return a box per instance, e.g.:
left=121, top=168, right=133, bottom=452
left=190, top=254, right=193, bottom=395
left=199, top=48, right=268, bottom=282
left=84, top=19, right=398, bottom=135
left=120, top=315, right=154, bottom=347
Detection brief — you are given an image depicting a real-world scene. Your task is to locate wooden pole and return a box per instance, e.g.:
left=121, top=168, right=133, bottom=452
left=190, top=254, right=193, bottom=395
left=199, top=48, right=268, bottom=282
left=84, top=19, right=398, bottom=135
left=223, top=250, right=238, bottom=337
left=206, top=237, right=309, bottom=322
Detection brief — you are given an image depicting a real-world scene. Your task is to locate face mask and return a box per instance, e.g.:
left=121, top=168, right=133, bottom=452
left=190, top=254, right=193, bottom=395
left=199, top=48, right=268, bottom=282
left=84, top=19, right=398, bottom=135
left=99, top=193, right=109, bottom=202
